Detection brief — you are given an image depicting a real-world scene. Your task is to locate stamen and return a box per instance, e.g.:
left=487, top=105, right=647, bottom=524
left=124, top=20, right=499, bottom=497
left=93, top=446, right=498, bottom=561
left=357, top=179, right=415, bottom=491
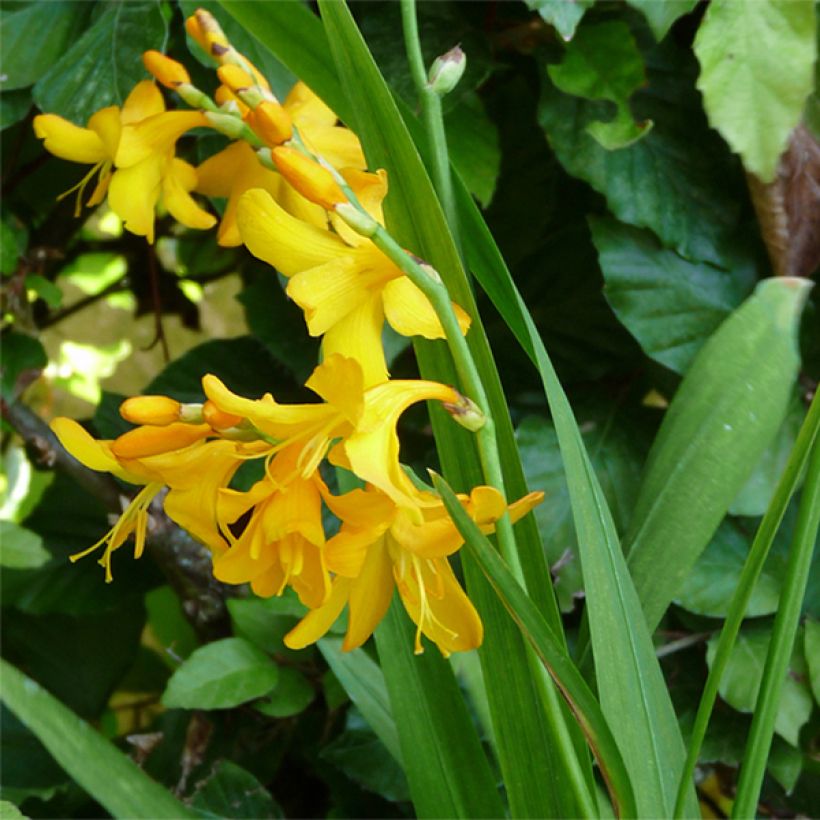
left=56, top=161, right=107, bottom=217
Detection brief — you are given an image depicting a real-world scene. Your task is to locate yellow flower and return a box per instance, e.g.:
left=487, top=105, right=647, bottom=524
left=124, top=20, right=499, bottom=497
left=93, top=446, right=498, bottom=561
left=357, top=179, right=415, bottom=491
left=284, top=484, right=544, bottom=656
left=237, top=179, right=471, bottom=387
left=34, top=81, right=215, bottom=242
left=195, top=81, right=365, bottom=246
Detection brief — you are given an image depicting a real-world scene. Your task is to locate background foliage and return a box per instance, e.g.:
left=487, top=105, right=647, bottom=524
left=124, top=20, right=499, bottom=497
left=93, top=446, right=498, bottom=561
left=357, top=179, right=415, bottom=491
left=1, top=0, right=818, bottom=817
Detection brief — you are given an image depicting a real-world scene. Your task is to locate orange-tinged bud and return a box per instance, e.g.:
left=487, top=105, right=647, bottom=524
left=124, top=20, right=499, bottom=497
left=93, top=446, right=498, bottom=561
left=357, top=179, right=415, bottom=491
left=217, top=64, right=254, bottom=93
left=111, top=423, right=211, bottom=458
left=214, top=85, right=248, bottom=116
left=250, top=101, right=292, bottom=146
left=203, top=401, right=242, bottom=431
left=143, top=50, right=190, bottom=88
left=273, top=146, right=347, bottom=209
left=120, top=395, right=181, bottom=426
left=186, top=9, right=229, bottom=58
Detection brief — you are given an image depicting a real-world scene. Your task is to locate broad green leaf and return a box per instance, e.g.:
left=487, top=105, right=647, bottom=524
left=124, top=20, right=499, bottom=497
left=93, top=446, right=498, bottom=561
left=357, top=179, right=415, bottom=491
left=318, top=637, right=401, bottom=764
left=0, top=1, right=93, bottom=90
left=0, top=521, right=49, bottom=569
left=33, top=2, right=168, bottom=125
left=625, top=277, right=809, bottom=631
left=767, top=738, right=803, bottom=795
left=254, top=667, right=315, bottom=719
left=707, top=626, right=813, bottom=747
left=731, top=394, right=807, bottom=516
left=145, top=586, right=198, bottom=665
left=228, top=594, right=310, bottom=661
left=624, top=0, right=698, bottom=41
left=162, top=637, right=279, bottom=710
left=547, top=21, right=652, bottom=150
left=1, top=659, right=191, bottom=818
left=0, top=214, right=26, bottom=275
left=24, top=274, right=62, bottom=309
left=432, top=474, right=637, bottom=819
left=517, top=408, right=649, bottom=611
left=805, top=619, right=820, bottom=703
left=526, top=0, right=594, bottom=41
left=190, top=760, right=282, bottom=819
left=539, top=39, right=744, bottom=265
left=0, top=88, right=30, bottom=129
left=694, top=0, right=817, bottom=182
left=0, top=800, right=24, bottom=818
left=590, top=217, right=755, bottom=374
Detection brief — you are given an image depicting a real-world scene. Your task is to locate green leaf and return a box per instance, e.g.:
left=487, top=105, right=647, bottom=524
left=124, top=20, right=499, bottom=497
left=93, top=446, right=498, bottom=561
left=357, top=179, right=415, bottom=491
left=432, top=473, right=637, bottom=819
left=768, top=738, right=804, bottom=794
left=162, top=637, right=279, bottom=710
left=32, top=2, right=168, bottom=125
left=145, top=586, right=199, bottom=665
left=539, top=39, right=744, bottom=265
left=0, top=88, right=30, bottom=129
left=190, top=760, right=282, bottom=819
left=254, top=667, right=314, bottom=719
left=0, top=521, right=49, bottom=569
left=625, top=277, right=809, bottom=630
left=624, top=0, right=698, bottom=41
left=694, top=0, right=817, bottom=182
left=0, top=659, right=192, bottom=818
left=0, top=800, right=24, bottom=819
left=228, top=594, right=310, bottom=661
left=0, top=213, right=27, bottom=275
left=0, top=331, right=46, bottom=401
left=805, top=618, right=820, bottom=703
left=0, top=1, right=93, bottom=90
left=526, top=0, right=594, bottom=41
left=24, top=274, right=62, bottom=309
left=706, top=625, right=813, bottom=747
left=516, top=407, right=649, bottom=611
left=547, top=21, right=652, bottom=150
left=591, top=217, right=755, bottom=374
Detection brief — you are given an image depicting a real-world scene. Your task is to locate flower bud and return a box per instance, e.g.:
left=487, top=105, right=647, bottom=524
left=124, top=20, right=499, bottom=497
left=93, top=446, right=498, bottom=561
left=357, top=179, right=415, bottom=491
left=250, top=100, right=293, bottom=145
left=202, top=400, right=243, bottom=431
left=120, top=395, right=181, bottom=426
left=143, top=50, right=190, bottom=89
left=428, top=46, right=466, bottom=96
left=273, top=146, right=347, bottom=209
left=217, top=64, right=254, bottom=94
left=111, top=423, right=212, bottom=459
left=442, top=393, right=486, bottom=432
left=186, top=10, right=229, bottom=58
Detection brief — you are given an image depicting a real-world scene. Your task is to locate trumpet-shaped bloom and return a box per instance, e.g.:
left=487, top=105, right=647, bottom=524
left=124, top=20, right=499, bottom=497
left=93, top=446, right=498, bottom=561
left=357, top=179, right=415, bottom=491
left=34, top=81, right=214, bottom=242
left=237, top=181, right=471, bottom=387
left=196, top=81, right=365, bottom=246
left=285, top=483, right=544, bottom=656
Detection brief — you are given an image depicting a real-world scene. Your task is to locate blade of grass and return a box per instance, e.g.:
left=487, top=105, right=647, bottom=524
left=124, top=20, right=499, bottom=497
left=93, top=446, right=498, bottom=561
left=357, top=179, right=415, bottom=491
left=732, top=430, right=820, bottom=817
left=431, top=473, right=637, bottom=819
left=674, top=389, right=820, bottom=815
left=0, top=658, right=192, bottom=819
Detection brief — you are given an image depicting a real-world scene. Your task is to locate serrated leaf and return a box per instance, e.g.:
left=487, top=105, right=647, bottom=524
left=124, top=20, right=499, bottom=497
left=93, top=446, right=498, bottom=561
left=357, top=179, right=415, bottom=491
left=540, top=39, right=744, bottom=265
left=162, top=638, right=279, bottom=710
left=625, top=278, right=809, bottom=630
left=547, top=21, right=652, bottom=150
left=694, top=0, right=817, bottom=183
left=590, top=217, right=755, bottom=374
left=526, top=0, right=594, bottom=41
left=32, top=2, right=167, bottom=125
left=624, top=0, right=698, bottom=41
left=707, top=625, right=813, bottom=746
left=0, top=521, right=49, bottom=569
left=0, top=1, right=93, bottom=90
left=190, top=760, right=282, bottom=819
left=254, top=667, right=314, bottom=719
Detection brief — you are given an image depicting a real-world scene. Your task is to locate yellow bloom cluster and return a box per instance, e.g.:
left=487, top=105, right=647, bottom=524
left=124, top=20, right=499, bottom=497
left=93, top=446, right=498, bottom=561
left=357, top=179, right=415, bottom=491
left=41, top=9, right=543, bottom=656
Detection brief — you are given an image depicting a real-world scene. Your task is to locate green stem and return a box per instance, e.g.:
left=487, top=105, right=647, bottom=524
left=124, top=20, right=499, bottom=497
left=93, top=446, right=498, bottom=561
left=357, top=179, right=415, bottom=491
left=400, top=0, right=460, bottom=246
left=673, top=391, right=820, bottom=818
left=732, top=425, right=820, bottom=818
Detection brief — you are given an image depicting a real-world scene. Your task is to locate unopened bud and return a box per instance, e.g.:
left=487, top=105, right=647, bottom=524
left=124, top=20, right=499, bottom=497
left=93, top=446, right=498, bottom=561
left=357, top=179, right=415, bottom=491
left=186, top=10, right=229, bottom=58
left=273, top=146, right=347, bottom=209
left=250, top=100, right=292, bottom=145
left=335, top=202, right=379, bottom=237
left=217, top=64, right=254, bottom=94
left=442, top=393, right=486, bottom=432
left=428, top=46, right=466, bottom=96
left=120, top=396, right=181, bottom=426
left=112, top=423, right=211, bottom=459
left=204, top=110, right=247, bottom=139
left=202, top=400, right=243, bottom=431
left=143, top=51, right=191, bottom=89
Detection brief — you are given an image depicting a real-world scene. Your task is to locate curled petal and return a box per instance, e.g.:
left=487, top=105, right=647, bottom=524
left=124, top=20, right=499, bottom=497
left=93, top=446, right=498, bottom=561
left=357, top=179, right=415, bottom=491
left=34, top=114, right=107, bottom=164
left=344, top=538, right=394, bottom=651
left=107, top=156, right=163, bottom=242
left=120, top=80, right=165, bottom=124
left=162, top=158, right=217, bottom=231
left=383, top=276, right=471, bottom=339
left=285, top=576, right=351, bottom=649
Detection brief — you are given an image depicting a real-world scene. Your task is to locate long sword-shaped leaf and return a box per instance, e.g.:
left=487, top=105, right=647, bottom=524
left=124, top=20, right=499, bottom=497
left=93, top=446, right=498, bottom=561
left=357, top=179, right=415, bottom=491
left=1, top=659, right=192, bottom=819
left=432, top=473, right=637, bottom=819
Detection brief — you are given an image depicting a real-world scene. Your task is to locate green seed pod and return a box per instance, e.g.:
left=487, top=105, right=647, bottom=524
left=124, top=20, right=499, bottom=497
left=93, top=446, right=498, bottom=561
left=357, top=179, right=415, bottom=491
left=625, top=276, right=812, bottom=631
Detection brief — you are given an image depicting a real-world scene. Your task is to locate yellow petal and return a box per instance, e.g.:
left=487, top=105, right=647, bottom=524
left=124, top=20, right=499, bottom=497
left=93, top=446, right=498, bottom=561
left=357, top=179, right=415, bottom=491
left=116, top=111, right=206, bottom=168
left=111, top=422, right=211, bottom=459
left=121, top=80, right=165, bottom=124
left=304, top=355, right=364, bottom=424
left=325, top=527, right=376, bottom=577
left=285, top=576, right=351, bottom=649
left=290, top=543, right=331, bottom=609
left=272, top=146, right=346, bottom=209
left=320, top=296, right=389, bottom=390
left=87, top=107, right=122, bottom=159
left=162, top=158, right=217, bottom=231
left=107, top=158, right=163, bottom=242
left=343, top=537, right=394, bottom=651
left=276, top=179, right=329, bottom=230
left=329, top=169, right=386, bottom=246
left=383, top=276, right=471, bottom=340
left=390, top=504, right=465, bottom=559
left=321, top=485, right=396, bottom=531
left=237, top=188, right=347, bottom=276
left=305, top=126, right=366, bottom=171
left=50, top=417, right=120, bottom=473
left=507, top=490, right=545, bottom=524
left=33, top=114, right=107, bottom=164
left=468, top=486, right=507, bottom=525
left=285, top=81, right=337, bottom=128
